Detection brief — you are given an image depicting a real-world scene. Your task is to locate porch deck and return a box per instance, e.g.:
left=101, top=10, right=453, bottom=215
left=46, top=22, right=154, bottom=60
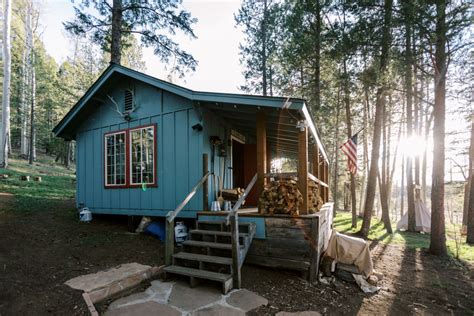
left=197, top=203, right=334, bottom=283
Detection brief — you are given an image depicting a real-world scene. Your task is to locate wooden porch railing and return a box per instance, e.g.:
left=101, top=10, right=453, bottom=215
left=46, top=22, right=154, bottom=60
left=165, top=171, right=211, bottom=266
left=264, top=172, right=328, bottom=188
left=225, top=173, right=257, bottom=289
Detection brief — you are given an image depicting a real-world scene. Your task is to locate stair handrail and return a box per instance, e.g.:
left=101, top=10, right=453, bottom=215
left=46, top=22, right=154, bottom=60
left=226, top=172, right=257, bottom=289
left=165, top=171, right=211, bottom=266
left=167, top=171, right=211, bottom=223
left=225, top=173, right=258, bottom=225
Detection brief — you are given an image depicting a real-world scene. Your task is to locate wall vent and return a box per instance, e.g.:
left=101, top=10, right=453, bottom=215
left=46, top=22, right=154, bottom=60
left=124, top=89, right=134, bottom=112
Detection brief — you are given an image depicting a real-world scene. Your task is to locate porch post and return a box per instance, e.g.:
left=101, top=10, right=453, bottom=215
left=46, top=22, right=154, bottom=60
left=298, top=127, right=308, bottom=215
left=312, top=144, right=321, bottom=204
left=266, top=143, right=272, bottom=174
left=324, top=161, right=329, bottom=203
left=319, top=153, right=325, bottom=202
left=312, top=143, right=320, bottom=178
left=256, top=110, right=267, bottom=213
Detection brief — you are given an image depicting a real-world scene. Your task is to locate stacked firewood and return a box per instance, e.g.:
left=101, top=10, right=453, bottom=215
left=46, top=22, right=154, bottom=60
left=259, top=178, right=323, bottom=215
left=220, top=188, right=245, bottom=203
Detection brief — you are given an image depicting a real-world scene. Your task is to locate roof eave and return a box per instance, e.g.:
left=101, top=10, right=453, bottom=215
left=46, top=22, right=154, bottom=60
left=300, top=104, right=329, bottom=163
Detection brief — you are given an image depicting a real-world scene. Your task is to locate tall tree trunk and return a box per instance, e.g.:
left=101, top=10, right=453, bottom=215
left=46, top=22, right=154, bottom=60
left=343, top=60, right=357, bottom=228
left=313, top=0, right=321, bottom=111
left=359, top=0, right=392, bottom=238
left=429, top=0, right=447, bottom=255
left=403, top=0, right=416, bottom=232
left=359, top=80, right=370, bottom=217
left=20, top=51, right=29, bottom=157
left=466, top=116, right=474, bottom=243
left=110, top=0, right=123, bottom=64
left=261, top=0, right=268, bottom=96
left=65, top=141, right=72, bottom=168
left=0, top=0, right=11, bottom=168
left=28, top=70, right=36, bottom=164
left=379, top=95, right=393, bottom=233
left=333, top=88, right=341, bottom=213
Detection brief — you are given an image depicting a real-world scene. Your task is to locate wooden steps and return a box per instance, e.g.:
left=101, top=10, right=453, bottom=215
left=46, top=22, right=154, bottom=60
left=164, top=219, right=256, bottom=294
left=172, top=252, right=232, bottom=265
left=163, top=265, right=233, bottom=294
left=190, top=229, right=249, bottom=238
left=182, top=240, right=240, bottom=250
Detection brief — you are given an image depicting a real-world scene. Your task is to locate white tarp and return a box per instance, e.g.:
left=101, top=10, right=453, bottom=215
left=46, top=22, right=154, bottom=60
left=396, top=198, right=431, bottom=233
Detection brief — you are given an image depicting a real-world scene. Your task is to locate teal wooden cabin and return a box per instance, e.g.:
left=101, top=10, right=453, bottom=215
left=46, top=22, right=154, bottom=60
left=54, top=64, right=334, bottom=288
left=54, top=64, right=330, bottom=218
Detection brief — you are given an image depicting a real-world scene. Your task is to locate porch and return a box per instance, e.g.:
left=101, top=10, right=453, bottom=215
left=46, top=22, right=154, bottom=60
left=164, top=98, right=332, bottom=292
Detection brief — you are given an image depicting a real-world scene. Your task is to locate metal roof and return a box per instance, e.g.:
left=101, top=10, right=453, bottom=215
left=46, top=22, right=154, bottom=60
left=53, top=63, right=328, bottom=162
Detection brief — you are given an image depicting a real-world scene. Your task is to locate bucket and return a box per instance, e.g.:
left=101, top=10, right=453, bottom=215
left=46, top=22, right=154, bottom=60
left=79, top=207, right=92, bottom=222
left=211, top=201, right=221, bottom=211
left=175, top=222, right=188, bottom=245
left=223, top=201, right=232, bottom=211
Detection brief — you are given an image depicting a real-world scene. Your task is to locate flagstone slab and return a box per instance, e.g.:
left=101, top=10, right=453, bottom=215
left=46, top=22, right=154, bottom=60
left=146, top=280, right=174, bottom=302
left=108, top=292, right=152, bottom=310
left=194, top=304, right=245, bottom=316
left=65, top=263, right=161, bottom=303
left=65, top=263, right=152, bottom=292
left=167, top=282, right=222, bottom=311
left=104, top=301, right=181, bottom=316
left=226, top=289, right=268, bottom=312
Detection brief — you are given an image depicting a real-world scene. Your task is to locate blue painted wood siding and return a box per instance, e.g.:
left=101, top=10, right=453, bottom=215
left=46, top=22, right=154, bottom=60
left=75, top=79, right=204, bottom=217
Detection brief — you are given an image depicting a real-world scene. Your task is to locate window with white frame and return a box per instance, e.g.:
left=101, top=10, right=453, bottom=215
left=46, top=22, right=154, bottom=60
left=104, top=124, right=156, bottom=188
left=105, top=132, right=126, bottom=186
left=130, top=126, right=155, bottom=185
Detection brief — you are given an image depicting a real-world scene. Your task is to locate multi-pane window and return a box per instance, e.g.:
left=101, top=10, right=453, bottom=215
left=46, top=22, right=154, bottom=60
left=104, top=124, right=156, bottom=188
left=105, top=132, right=126, bottom=186
left=130, top=126, right=155, bottom=185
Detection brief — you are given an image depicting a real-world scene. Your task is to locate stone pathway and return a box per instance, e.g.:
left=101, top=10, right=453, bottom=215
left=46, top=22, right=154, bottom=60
left=104, top=280, right=268, bottom=316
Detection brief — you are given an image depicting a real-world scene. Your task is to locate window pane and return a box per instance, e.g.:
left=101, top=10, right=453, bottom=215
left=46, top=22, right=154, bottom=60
left=130, top=126, right=154, bottom=184
left=105, top=132, right=126, bottom=186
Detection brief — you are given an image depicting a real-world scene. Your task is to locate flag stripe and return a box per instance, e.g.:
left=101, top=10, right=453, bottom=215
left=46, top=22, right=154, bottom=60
left=340, top=135, right=358, bottom=175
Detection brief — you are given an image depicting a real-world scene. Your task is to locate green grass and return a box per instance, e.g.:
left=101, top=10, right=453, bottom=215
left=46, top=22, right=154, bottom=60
left=0, top=154, right=76, bottom=212
left=333, top=212, right=474, bottom=263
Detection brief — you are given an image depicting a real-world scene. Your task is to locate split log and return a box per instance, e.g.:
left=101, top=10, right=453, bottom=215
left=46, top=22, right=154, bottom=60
left=20, top=175, right=30, bottom=181
left=0, top=174, right=8, bottom=179
left=259, top=177, right=323, bottom=215
left=33, top=176, right=42, bottom=182
left=220, top=188, right=245, bottom=202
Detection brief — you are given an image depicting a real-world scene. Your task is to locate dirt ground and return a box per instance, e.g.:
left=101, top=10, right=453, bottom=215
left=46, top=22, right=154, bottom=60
left=1, top=194, right=473, bottom=316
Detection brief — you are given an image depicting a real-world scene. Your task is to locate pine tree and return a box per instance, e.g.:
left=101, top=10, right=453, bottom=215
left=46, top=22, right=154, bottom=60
left=64, top=0, right=197, bottom=76
left=0, top=0, right=12, bottom=167
left=235, top=0, right=280, bottom=96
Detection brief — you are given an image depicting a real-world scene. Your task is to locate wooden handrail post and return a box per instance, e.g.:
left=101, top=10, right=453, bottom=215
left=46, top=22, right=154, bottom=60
left=165, top=217, right=174, bottom=266
left=256, top=110, right=267, bottom=213
left=298, top=126, right=308, bottom=215
left=230, top=212, right=241, bottom=288
left=203, top=153, right=209, bottom=211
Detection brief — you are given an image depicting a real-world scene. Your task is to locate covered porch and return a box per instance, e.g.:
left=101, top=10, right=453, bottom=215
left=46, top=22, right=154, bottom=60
left=199, top=97, right=331, bottom=213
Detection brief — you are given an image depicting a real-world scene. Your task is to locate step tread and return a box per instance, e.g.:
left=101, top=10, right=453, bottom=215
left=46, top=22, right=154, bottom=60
left=183, top=240, right=244, bottom=250
left=173, top=252, right=232, bottom=265
left=197, top=220, right=253, bottom=226
left=190, top=229, right=249, bottom=237
left=164, top=265, right=231, bottom=282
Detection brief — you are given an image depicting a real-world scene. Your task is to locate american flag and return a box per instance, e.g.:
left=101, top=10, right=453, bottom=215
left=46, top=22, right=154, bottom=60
left=340, top=134, right=358, bottom=174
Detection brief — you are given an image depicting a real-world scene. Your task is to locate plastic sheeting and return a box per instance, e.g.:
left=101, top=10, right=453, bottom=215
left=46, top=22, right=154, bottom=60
left=396, top=199, right=431, bottom=233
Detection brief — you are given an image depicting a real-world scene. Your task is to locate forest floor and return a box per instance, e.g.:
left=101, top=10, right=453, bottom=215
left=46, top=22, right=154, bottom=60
left=0, top=156, right=473, bottom=315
